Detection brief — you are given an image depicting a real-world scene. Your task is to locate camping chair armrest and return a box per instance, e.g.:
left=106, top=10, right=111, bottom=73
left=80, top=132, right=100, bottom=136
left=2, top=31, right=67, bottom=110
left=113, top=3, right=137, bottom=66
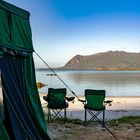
left=104, top=100, right=113, bottom=106
left=43, top=96, right=48, bottom=102
left=78, top=99, right=86, bottom=103
left=65, top=97, right=75, bottom=102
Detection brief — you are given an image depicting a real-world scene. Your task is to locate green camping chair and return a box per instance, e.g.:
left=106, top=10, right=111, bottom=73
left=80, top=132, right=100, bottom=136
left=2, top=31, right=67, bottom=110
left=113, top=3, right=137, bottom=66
left=82, top=89, right=112, bottom=127
left=43, top=88, right=69, bottom=122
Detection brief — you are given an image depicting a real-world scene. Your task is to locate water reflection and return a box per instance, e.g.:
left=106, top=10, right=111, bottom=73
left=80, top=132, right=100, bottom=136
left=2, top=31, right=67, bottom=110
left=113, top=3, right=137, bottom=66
left=36, top=70, right=140, bottom=96
left=66, top=71, right=140, bottom=86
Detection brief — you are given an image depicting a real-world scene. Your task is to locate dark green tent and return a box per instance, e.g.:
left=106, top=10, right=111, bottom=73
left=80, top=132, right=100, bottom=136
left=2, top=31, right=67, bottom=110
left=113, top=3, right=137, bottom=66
left=0, top=1, right=50, bottom=140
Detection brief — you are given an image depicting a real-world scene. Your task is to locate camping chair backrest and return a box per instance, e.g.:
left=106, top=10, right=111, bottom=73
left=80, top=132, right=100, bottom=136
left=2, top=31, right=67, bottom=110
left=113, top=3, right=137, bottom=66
left=47, top=88, right=66, bottom=108
left=85, top=89, right=105, bottom=110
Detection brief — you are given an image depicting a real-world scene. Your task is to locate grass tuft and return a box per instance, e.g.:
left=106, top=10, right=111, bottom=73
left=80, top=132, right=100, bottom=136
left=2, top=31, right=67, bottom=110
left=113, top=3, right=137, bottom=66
left=48, top=116, right=140, bottom=126
left=108, top=116, right=140, bottom=126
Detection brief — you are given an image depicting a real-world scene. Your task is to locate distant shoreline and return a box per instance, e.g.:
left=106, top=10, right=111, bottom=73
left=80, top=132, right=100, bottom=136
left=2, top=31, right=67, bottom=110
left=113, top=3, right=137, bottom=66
left=36, top=68, right=140, bottom=71
left=39, top=92, right=140, bottom=98
left=36, top=51, right=140, bottom=71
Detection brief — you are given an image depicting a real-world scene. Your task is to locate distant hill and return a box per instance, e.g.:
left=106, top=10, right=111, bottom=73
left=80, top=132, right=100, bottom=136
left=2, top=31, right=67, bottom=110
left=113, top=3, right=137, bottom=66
left=62, top=51, right=140, bottom=70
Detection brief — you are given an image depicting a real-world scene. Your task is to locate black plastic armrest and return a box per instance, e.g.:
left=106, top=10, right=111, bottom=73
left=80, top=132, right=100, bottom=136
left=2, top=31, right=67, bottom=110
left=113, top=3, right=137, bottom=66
left=65, top=97, right=75, bottom=102
left=43, top=96, right=48, bottom=102
left=104, top=100, right=113, bottom=106
left=78, top=99, right=86, bottom=103
left=104, top=100, right=113, bottom=104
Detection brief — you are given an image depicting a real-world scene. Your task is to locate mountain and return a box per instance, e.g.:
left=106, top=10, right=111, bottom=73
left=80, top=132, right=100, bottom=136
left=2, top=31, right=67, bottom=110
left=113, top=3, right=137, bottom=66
left=62, top=51, right=140, bottom=70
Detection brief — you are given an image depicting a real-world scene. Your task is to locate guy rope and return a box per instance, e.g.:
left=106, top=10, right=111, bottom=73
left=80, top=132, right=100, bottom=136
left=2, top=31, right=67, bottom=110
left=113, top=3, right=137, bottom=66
left=35, top=51, right=118, bottom=140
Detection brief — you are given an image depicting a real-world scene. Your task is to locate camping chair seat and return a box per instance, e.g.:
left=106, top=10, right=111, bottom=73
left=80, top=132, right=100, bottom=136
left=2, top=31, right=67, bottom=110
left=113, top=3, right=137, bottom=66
left=84, top=104, right=105, bottom=111
left=47, top=101, right=68, bottom=109
left=84, top=89, right=108, bottom=127
left=43, top=88, right=69, bottom=122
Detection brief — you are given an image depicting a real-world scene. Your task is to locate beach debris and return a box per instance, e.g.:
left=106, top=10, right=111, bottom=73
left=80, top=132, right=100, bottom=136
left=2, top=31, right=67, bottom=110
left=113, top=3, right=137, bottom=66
left=46, top=73, right=57, bottom=76
left=36, top=82, right=46, bottom=89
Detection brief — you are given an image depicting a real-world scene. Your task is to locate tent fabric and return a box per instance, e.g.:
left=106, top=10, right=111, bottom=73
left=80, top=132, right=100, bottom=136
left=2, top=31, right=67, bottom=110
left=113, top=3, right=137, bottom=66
left=0, top=1, right=29, bottom=19
left=0, top=1, right=50, bottom=140
left=23, top=56, right=51, bottom=140
left=0, top=119, right=10, bottom=140
left=0, top=1, right=33, bottom=52
left=0, top=56, right=41, bottom=140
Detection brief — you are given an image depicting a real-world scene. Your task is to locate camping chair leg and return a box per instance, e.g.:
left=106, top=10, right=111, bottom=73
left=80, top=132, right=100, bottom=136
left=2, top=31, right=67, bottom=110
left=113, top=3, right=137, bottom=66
left=51, top=109, right=63, bottom=121
left=64, top=108, right=67, bottom=121
left=85, top=109, right=87, bottom=125
left=86, top=110, right=104, bottom=126
left=64, top=108, right=67, bottom=123
left=103, top=110, right=105, bottom=127
left=48, top=108, right=51, bottom=123
left=89, top=111, right=118, bottom=140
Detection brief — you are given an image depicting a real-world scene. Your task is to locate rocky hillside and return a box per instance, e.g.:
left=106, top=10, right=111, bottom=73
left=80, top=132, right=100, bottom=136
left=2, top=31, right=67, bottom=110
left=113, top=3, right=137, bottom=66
left=62, top=51, right=140, bottom=70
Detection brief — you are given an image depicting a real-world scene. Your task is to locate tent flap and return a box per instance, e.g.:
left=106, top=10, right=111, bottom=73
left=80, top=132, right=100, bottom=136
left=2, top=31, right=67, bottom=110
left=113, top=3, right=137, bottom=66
left=24, top=56, right=51, bottom=140
left=0, top=56, right=42, bottom=140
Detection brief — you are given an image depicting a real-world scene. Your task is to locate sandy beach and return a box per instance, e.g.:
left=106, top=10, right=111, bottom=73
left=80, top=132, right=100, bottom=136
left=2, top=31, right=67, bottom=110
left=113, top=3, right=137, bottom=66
left=40, top=93, right=140, bottom=140
left=40, top=93, right=140, bottom=120
left=0, top=87, right=139, bottom=120
left=0, top=88, right=140, bottom=139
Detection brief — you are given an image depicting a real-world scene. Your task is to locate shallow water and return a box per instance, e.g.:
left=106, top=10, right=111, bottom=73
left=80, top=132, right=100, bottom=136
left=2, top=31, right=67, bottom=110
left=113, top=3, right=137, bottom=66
left=36, top=70, right=140, bottom=96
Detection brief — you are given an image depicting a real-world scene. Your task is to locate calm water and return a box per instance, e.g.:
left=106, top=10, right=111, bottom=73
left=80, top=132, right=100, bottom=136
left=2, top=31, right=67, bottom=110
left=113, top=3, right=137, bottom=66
left=36, top=70, right=140, bottom=97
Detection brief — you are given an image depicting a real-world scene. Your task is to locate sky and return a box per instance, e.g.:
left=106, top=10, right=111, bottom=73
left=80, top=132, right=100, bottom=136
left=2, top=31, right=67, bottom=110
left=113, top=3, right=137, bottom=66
left=4, top=0, right=140, bottom=67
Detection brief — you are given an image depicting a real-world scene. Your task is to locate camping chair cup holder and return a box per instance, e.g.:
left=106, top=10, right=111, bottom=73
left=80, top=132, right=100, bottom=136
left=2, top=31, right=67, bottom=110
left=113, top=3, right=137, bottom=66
left=79, top=89, right=112, bottom=127
left=43, top=88, right=75, bottom=122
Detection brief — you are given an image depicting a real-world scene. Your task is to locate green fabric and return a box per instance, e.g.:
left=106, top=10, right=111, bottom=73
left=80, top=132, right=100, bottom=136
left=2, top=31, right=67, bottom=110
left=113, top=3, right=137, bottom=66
left=23, top=56, right=50, bottom=140
left=48, top=88, right=66, bottom=109
left=0, top=1, right=50, bottom=139
left=10, top=14, right=33, bottom=51
left=0, top=1, right=33, bottom=52
left=0, top=119, right=11, bottom=140
left=85, top=89, right=105, bottom=110
left=0, top=8, right=10, bottom=49
left=0, top=1, right=29, bottom=19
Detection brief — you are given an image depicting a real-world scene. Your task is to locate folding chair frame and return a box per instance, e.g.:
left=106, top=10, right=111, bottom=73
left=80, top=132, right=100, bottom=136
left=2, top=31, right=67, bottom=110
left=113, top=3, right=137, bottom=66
left=84, top=89, right=107, bottom=127
left=80, top=90, right=118, bottom=140
left=47, top=107, right=67, bottom=122
left=44, top=88, right=68, bottom=123
left=85, top=108, right=105, bottom=127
